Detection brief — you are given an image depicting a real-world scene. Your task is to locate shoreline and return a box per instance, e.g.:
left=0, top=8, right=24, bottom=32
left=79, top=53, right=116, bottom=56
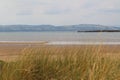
left=0, top=41, right=120, bottom=45
left=48, top=41, right=120, bottom=45
left=0, top=41, right=48, bottom=44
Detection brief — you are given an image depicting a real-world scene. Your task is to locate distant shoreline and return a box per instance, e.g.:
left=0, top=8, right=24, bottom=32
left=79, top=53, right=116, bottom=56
left=0, top=24, right=120, bottom=32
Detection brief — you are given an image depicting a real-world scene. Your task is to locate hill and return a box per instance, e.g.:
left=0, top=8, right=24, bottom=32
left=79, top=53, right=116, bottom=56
left=0, top=24, right=119, bottom=32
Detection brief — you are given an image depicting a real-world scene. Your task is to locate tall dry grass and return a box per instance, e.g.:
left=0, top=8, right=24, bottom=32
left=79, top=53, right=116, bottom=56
left=0, top=46, right=120, bottom=80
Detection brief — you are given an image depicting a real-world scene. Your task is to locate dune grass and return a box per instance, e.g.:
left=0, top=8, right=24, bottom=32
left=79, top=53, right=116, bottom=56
left=0, top=46, right=120, bottom=80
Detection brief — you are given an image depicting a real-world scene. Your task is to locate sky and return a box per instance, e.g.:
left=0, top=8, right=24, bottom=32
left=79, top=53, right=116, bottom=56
left=0, top=0, right=120, bottom=25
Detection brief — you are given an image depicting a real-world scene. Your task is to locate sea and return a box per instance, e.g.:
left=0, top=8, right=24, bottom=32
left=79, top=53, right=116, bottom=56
left=0, top=31, right=120, bottom=45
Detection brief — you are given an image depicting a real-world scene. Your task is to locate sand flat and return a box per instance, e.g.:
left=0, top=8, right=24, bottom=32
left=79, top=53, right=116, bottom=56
left=0, top=42, right=120, bottom=61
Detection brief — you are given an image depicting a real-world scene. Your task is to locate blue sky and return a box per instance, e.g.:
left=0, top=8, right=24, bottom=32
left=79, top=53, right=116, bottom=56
left=0, top=0, right=120, bottom=25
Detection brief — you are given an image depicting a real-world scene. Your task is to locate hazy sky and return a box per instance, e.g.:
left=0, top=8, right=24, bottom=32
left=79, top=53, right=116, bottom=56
left=0, top=0, right=120, bottom=25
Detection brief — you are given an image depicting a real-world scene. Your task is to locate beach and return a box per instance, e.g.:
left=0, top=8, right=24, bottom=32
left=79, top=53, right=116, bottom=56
left=1, top=41, right=120, bottom=80
left=0, top=42, right=120, bottom=61
left=0, top=42, right=47, bottom=61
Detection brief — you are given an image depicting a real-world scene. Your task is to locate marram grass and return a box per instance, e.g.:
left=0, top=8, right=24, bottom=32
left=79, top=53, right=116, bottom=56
left=0, top=46, right=120, bottom=80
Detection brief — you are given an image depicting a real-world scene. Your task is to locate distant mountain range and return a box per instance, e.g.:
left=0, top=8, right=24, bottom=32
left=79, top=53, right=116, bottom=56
left=0, top=24, right=120, bottom=32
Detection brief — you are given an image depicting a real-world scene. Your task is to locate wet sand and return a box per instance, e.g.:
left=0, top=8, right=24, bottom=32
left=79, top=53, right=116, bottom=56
left=0, top=42, right=120, bottom=61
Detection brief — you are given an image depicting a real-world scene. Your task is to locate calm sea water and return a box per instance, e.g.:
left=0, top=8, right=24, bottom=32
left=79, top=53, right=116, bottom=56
left=0, top=32, right=120, bottom=44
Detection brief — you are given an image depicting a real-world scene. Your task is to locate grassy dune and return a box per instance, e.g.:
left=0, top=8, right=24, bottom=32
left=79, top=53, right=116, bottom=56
left=0, top=46, right=120, bottom=80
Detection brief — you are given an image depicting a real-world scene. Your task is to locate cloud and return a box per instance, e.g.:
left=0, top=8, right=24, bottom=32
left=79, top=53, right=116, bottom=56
left=0, top=0, right=120, bottom=25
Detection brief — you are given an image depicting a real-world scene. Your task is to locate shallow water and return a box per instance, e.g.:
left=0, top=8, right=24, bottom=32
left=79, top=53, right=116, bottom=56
left=0, top=32, right=120, bottom=44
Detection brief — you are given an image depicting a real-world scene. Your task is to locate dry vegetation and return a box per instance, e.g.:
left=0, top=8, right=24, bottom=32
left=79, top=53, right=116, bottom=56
left=0, top=45, right=120, bottom=80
